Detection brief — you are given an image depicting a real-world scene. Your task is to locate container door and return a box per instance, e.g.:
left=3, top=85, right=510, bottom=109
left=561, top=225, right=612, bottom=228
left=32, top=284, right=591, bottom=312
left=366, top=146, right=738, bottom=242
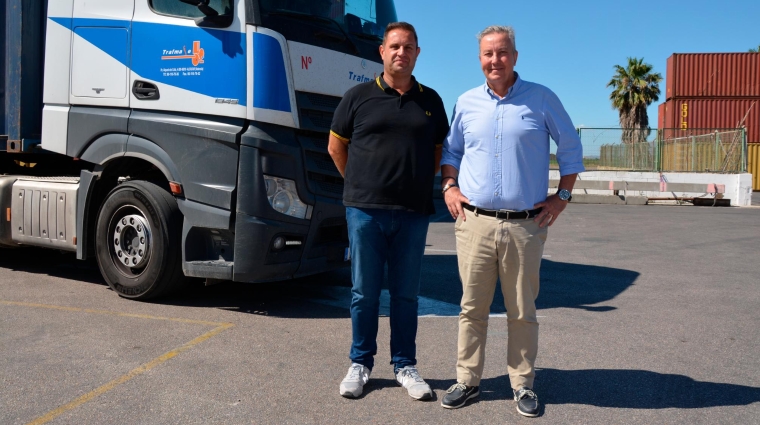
left=69, top=0, right=135, bottom=108
left=129, top=0, right=246, bottom=119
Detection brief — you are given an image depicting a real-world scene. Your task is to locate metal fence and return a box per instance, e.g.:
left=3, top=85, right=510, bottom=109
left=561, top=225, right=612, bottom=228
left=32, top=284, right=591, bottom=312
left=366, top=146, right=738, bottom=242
left=659, top=129, right=746, bottom=172
left=573, top=128, right=747, bottom=173
left=567, top=128, right=658, bottom=171
left=599, top=142, right=657, bottom=171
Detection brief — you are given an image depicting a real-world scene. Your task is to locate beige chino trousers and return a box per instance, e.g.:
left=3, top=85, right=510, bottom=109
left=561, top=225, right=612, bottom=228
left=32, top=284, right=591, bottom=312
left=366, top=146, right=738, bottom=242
left=454, top=210, right=547, bottom=390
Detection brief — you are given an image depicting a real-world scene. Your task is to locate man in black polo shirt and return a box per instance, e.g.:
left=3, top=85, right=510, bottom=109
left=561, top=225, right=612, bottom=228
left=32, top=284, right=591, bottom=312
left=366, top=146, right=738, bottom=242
left=328, top=21, right=449, bottom=400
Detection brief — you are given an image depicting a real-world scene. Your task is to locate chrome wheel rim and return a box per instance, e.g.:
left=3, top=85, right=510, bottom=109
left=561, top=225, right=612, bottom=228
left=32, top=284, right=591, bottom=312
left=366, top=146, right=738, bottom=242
left=107, top=205, right=152, bottom=279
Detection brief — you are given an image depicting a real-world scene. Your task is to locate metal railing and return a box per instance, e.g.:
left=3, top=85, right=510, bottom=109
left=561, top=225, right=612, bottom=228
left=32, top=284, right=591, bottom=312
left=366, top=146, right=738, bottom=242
left=659, top=129, right=746, bottom=173
left=573, top=128, right=747, bottom=173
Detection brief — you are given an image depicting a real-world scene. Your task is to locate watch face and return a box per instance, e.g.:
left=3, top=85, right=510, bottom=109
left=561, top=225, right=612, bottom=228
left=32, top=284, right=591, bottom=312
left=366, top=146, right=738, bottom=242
left=558, top=189, right=571, bottom=201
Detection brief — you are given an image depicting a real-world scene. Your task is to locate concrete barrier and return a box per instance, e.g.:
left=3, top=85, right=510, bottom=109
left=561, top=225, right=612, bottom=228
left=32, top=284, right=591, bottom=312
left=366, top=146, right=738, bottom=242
left=550, top=171, right=753, bottom=206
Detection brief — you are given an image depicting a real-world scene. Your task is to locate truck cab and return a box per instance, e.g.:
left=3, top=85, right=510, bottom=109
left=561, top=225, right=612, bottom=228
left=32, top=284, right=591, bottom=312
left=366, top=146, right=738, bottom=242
left=0, top=0, right=396, bottom=299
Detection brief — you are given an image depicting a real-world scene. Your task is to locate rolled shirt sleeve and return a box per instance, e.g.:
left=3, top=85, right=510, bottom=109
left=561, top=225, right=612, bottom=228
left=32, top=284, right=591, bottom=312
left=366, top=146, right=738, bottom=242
left=543, top=90, right=585, bottom=176
left=441, top=102, right=465, bottom=170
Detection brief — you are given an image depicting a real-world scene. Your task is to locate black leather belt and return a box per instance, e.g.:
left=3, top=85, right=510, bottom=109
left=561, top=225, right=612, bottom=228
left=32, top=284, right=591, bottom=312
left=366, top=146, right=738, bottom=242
left=462, top=204, right=542, bottom=220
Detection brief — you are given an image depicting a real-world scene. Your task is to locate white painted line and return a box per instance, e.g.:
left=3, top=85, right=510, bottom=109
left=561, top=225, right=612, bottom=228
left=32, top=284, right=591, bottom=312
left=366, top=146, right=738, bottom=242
left=542, top=255, right=552, bottom=258
left=425, top=248, right=457, bottom=253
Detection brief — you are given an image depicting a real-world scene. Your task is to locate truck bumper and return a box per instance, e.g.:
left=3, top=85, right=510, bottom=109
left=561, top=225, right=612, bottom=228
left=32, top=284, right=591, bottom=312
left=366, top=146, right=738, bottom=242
left=232, top=197, right=348, bottom=283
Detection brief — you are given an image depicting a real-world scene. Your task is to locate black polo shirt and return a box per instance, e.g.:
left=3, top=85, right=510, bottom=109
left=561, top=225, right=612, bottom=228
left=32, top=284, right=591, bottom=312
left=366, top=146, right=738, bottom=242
left=330, top=74, right=449, bottom=215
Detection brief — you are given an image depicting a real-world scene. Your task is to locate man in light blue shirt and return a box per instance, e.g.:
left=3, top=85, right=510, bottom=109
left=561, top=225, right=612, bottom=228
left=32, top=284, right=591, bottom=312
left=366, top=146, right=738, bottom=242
left=439, top=25, right=584, bottom=417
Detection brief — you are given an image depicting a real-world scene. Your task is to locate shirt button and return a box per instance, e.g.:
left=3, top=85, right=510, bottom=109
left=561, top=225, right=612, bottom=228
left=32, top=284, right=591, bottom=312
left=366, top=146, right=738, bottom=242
left=494, top=192, right=499, bottom=195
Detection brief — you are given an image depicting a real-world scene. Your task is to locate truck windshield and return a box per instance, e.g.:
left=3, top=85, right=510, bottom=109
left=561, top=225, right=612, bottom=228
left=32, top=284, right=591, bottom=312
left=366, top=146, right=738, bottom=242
left=258, top=0, right=398, bottom=57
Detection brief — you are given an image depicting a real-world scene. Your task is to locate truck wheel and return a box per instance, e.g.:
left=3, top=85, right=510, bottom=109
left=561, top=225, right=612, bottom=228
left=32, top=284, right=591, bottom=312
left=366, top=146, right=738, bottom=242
left=95, top=181, right=184, bottom=300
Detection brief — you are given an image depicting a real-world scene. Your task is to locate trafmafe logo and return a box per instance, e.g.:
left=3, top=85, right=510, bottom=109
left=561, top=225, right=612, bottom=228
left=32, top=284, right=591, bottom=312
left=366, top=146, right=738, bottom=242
left=162, top=41, right=205, bottom=66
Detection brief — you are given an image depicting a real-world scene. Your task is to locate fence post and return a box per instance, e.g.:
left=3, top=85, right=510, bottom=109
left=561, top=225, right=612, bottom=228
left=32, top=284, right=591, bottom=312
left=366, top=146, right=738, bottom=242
left=656, top=129, right=662, bottom=172
left=743, top=127, right=747, bottom=172
left=691, top=135, right=696, bottom=172
left=714, top=131, right=719, bottom=172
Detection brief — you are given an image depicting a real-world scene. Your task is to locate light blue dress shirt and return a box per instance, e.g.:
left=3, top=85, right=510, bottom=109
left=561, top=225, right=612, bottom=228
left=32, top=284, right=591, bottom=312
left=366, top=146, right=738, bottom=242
left=441, top=73, right=585, bottom=211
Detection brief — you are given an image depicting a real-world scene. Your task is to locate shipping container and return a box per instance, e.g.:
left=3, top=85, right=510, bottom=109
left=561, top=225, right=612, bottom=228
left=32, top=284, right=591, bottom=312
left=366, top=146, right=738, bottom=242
left=661, top=98, right=760, bottom=143
left=750, top=144, right=760, bottom=191
left=1, top=0, right=48, bottom=146
left=658, top=102, right=666, bottom=130
left=1, top=0, right=6, bottom=137
left=666, top=53, right=760, bottom=99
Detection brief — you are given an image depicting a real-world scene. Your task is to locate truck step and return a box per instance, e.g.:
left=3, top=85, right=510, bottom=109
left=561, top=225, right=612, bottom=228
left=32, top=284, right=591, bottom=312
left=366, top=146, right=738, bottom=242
left=183, top=260, right=233, bottom=281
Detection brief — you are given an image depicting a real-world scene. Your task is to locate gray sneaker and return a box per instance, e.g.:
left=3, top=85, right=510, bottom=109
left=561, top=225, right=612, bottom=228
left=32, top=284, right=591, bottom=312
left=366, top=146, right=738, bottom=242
left=395, top=366, right=433, bottom=400
left=339, top=363, right=371, bottom=398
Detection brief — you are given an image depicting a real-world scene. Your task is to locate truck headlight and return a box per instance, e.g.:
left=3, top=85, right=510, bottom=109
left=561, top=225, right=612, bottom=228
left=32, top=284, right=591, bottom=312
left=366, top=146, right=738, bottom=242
left=263, top=176, right=310, bottom=219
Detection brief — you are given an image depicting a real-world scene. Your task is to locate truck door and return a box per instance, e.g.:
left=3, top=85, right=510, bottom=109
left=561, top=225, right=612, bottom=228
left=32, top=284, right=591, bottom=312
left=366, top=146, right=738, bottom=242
left=130, top=0, right=246, bottom=119
left=70, top=0, right=135, bottom=108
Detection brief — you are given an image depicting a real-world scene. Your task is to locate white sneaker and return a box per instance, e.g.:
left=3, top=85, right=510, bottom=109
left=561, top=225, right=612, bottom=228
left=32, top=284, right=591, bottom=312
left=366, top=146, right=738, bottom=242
left=339, top=363, right=371, bottom=398
left=395, top=366, right=433, bottom=400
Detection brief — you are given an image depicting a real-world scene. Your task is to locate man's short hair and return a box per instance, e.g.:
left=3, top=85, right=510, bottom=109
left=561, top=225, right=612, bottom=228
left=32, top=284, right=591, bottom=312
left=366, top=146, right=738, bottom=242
left=383, top=22, right=419, bottom=46
left=477, top=25, right=516, bottom=51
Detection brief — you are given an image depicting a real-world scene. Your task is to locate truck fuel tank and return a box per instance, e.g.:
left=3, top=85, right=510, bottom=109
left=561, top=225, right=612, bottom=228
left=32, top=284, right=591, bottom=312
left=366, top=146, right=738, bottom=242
left=1, top=176, right=79, bottom=251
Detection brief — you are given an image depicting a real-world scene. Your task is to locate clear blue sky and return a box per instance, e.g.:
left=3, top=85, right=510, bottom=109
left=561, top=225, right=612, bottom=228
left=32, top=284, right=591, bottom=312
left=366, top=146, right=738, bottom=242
left=395, top=0, right=760, bottom=128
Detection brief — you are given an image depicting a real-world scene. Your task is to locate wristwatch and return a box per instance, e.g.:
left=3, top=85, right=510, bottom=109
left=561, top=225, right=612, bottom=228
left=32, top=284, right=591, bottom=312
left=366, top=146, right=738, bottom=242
left=557, top=188, right=572, bottom=202
left=442, top=182, right=458, bottom=194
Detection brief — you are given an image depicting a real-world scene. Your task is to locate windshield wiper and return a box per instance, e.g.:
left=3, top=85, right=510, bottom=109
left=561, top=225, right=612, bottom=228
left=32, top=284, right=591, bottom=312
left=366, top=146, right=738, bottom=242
left=267, top=10, right=359, bottom=54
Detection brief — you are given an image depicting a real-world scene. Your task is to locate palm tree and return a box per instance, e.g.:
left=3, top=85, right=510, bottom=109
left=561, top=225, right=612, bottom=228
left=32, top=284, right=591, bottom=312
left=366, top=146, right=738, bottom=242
left=750, top=45, right=760, bottom=53
left=607, top=57, right=662, bottom=143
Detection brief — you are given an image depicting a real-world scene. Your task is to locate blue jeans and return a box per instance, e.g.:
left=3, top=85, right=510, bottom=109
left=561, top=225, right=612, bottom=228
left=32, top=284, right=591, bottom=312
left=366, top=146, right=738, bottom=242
left=346, top=207, right=430, bottom=371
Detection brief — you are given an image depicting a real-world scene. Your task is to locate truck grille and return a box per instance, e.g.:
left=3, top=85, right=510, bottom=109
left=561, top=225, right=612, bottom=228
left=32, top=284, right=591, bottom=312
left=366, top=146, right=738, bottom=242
left=304, top=93, right=341, bottom=109
left=296, top=91, right=344, bottom=199
left=301, top=110, right=334, bottom=130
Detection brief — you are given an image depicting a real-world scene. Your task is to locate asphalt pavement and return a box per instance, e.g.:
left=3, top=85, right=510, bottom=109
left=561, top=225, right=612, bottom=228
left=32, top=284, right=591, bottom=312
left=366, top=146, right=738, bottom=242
left=1, top=200, right=759, bottom=424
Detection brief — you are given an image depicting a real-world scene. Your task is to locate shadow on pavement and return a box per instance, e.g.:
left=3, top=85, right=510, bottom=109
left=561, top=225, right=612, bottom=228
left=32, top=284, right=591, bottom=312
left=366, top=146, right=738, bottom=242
left=164, top=255, right=637, bottom=318
left=419, top=256, right=639, bottom=314
left=432, top=368, right=760, bottom=409
left=535, top=368, right=760, bottom=409
left=160, top=268, right=354, bottom=319
left=0, top=247, right=105, bottom=285
left=1, top=248, right=639, bottom=319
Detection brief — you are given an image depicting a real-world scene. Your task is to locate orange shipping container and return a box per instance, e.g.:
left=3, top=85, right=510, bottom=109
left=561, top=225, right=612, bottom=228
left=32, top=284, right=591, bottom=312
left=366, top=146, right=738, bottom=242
left=666, top=53, right=760, bottom=99
left=658, top=102, right=666, bottom=130
left=661, top=98, right=760, bottom=143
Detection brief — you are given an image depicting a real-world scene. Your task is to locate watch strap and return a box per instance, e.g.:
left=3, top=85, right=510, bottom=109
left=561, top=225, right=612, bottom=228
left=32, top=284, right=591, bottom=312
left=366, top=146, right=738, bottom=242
left=442, top=182, right=459, bottom=194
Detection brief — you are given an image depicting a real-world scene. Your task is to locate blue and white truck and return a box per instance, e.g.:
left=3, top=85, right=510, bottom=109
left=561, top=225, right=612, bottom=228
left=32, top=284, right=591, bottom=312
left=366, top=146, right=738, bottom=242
left=0, top=0, right=396, bottom=299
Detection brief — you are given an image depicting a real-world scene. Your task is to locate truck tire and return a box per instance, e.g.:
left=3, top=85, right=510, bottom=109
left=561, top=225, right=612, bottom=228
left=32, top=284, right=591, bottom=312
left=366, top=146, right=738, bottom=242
left=95, top=181, right=184, bottom=300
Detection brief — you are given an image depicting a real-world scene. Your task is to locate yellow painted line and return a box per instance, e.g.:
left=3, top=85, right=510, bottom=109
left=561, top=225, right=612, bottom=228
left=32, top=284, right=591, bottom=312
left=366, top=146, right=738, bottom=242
left=26, top=323, right=233, bottom=425
left=0, top=300, right=234, bottom=425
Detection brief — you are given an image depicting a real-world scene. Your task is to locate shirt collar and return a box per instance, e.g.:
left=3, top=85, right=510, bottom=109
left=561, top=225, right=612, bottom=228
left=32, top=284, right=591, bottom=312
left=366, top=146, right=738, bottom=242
left=484, top=72, right=522, bottom=100
left=376, top=72, right=423, bottom=95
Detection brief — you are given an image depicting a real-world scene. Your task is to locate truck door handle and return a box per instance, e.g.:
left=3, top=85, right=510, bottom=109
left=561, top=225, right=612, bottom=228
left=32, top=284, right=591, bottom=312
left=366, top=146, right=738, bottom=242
left=132, top=81, right=160, bottom=100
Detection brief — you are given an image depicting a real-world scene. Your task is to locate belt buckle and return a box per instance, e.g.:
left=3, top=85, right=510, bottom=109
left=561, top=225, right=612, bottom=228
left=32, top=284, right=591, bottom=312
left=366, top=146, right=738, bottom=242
left=498, top=209, right=511, bottom=219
